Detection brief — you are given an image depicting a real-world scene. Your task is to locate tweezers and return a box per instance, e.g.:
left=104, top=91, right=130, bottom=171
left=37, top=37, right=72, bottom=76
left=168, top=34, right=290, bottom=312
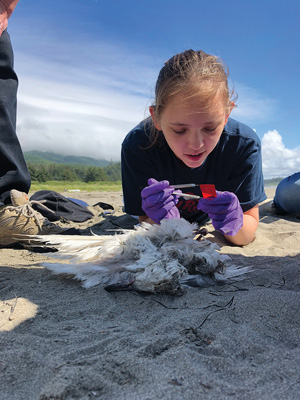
left=171, top=183, right=202, bottom=199
left=173, top=191, right=201, bottom=200
left=171, top=183, right=198, bottom=188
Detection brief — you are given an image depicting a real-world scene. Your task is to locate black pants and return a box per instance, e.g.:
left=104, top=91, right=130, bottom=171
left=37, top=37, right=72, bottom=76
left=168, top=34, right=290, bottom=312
left=0, top=30, right=31, bottom=206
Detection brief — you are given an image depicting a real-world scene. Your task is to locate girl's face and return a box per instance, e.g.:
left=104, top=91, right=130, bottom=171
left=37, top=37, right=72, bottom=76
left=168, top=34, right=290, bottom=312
left=150, top=95, right=233, bottom=168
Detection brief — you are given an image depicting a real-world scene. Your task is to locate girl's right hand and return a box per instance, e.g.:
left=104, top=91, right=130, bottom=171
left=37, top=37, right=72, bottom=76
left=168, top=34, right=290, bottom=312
left=141, top=178, right=181, bottom=224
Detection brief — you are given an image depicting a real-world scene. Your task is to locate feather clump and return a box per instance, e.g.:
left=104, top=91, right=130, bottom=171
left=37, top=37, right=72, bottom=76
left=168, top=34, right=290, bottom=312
left=33, top=219, right=249, bottom=295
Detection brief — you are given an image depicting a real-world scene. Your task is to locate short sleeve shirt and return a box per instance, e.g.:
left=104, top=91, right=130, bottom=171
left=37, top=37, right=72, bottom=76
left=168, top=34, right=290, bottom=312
left=121, top=117, right=266, bottom=223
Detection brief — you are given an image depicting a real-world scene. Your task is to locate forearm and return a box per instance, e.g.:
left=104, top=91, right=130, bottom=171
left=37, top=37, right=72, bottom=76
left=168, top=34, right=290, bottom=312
left=225, top=208, right=259, bottom=246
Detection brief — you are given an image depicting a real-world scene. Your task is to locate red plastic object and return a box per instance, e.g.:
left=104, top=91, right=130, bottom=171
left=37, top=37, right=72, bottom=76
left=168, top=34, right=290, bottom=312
left=199, top=184, right=217, bottom=198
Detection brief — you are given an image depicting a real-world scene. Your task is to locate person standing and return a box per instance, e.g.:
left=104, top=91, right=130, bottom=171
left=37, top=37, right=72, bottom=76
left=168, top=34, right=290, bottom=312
left=0, top=1, right=66, bottom=246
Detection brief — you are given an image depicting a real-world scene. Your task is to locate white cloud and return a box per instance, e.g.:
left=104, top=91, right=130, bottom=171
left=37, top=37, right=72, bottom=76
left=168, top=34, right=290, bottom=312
left=261, top=130, right=300, bottom=179
left=230, top=83, right=277, bottom=126
left=15, top=46, right=156, bottom=161
left=17, top=79, right=148, bottom=161
left=11, top=24, right=160, bottom=161
left=13, top=30, right=295, bottom=175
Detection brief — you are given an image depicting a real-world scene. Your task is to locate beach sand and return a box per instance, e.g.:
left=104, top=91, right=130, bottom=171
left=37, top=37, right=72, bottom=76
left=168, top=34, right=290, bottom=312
left=1, top=188, right=300, bottom=400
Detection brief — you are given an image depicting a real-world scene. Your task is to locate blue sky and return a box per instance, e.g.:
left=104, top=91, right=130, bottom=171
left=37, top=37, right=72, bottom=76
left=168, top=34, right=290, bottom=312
left=8, top=0, right=300, bottom=178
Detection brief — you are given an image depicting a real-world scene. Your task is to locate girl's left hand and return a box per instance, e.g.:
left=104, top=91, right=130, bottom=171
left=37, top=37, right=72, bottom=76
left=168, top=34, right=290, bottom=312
left=197, top=191, right=243, bottom=236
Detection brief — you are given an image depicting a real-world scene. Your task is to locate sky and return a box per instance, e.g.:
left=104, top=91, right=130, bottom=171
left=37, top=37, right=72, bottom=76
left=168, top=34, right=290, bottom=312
left=8, top=0, right=300, bottom=179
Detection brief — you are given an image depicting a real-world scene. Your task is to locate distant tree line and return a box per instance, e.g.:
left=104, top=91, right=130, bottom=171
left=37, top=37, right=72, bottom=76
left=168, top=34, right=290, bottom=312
left=27, top=162, right=121, bottom=182
left=28, top=162, right=284, bottom=186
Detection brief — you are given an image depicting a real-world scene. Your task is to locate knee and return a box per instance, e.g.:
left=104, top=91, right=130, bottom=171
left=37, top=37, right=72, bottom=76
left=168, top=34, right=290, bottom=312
left=274, top=174, right=300, bottom=213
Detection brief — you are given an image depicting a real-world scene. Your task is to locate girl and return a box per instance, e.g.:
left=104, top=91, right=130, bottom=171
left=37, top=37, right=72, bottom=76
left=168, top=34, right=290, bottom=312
left=121, top=50, right=266, bottom=246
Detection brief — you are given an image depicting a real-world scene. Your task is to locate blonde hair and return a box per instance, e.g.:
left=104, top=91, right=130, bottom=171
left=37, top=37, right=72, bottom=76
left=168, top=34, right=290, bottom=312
left=148, top=49, right=237, bottom=145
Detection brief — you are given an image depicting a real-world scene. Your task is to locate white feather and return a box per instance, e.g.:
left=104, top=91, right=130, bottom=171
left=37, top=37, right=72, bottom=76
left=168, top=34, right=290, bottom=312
left=27, top=219, right=250, bottom=295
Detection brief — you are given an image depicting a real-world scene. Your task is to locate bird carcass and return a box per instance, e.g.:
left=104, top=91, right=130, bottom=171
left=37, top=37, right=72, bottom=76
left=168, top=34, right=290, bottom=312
left=26, top=219, right=250, bottom=295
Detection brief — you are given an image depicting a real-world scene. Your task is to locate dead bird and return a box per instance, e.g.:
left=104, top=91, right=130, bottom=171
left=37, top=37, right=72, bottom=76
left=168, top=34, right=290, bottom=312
left=23, top=219, right=250, bottom=295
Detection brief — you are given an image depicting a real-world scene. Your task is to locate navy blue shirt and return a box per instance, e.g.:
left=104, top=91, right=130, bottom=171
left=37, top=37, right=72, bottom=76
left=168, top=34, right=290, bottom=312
left=121, top=117, right=266, bottom=223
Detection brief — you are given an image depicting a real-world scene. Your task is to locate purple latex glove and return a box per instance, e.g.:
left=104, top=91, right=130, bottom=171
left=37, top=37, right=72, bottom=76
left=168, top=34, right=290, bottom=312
left=197, top=191, right=243, bottom=236
left=141, top=178, right=181, bottom=224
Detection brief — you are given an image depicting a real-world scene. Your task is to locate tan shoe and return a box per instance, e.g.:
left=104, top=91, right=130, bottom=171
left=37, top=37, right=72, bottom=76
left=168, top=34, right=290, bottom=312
left=0, top=190, right=67, bottom=246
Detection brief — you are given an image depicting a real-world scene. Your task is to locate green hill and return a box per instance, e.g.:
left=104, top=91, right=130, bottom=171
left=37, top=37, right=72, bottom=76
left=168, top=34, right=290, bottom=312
left=24, top=151, right=283, bottom=187
left=24, top=151, right=111, bottom=167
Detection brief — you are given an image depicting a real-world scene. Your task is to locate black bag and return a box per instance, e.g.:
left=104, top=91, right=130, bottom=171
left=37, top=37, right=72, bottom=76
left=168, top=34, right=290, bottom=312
left=30, top=190, right=94, bottom=222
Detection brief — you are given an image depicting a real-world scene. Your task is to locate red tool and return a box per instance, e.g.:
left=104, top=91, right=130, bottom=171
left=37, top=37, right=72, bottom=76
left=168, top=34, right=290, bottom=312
left=199, top=184, right=217, bottom=198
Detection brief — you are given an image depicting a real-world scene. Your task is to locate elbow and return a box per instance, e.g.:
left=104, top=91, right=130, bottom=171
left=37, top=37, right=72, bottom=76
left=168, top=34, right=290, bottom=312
left=225, top=232, right=256, bottom=246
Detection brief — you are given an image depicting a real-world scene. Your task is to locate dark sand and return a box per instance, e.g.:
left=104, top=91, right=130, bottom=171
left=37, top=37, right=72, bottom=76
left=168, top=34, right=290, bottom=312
left=1, top=188, right=300, bottom=400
